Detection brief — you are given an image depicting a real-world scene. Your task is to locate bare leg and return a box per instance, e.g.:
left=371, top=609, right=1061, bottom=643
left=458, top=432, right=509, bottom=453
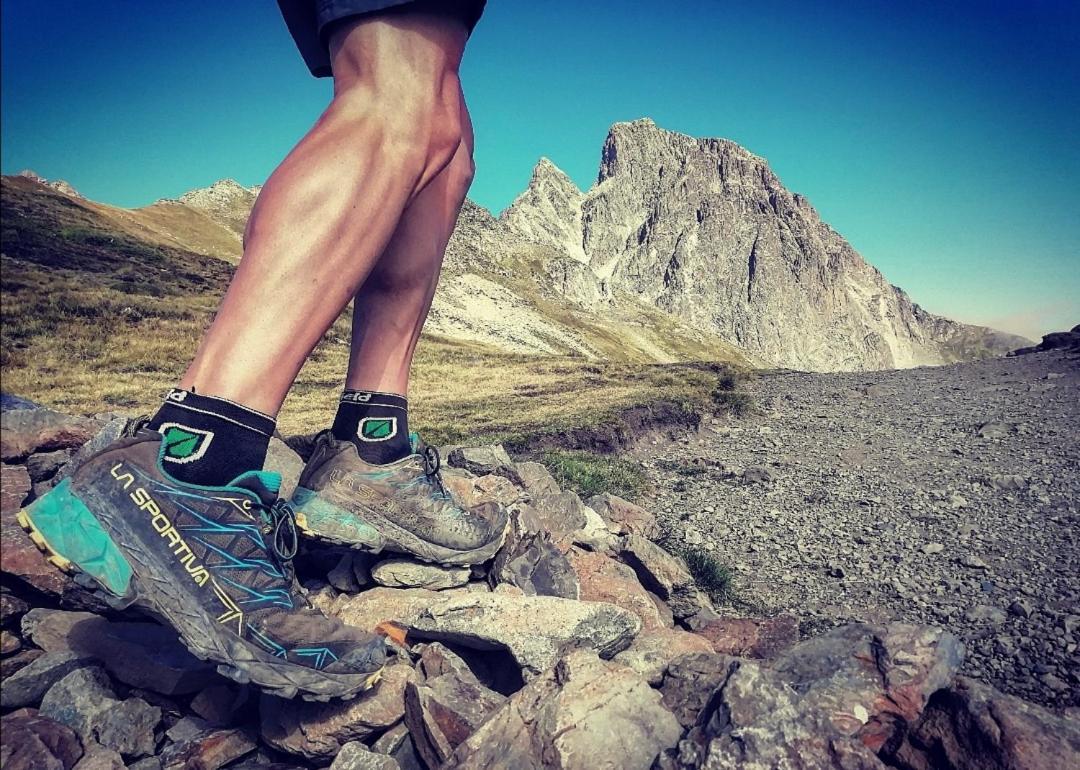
left=346, top=101, right=475, bottom=394
left=179, top=11, right=470, bottom=415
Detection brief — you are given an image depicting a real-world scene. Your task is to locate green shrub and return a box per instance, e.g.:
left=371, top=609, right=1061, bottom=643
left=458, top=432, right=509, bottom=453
left=679, top=546, right=735, bottom=601
left=709, top=365, right=753, bottom=416
left=714, top=368, right=739, bottom=392
left=657, top=536, right=736, bottom=603
left=711, top=388, right=753, bottom=415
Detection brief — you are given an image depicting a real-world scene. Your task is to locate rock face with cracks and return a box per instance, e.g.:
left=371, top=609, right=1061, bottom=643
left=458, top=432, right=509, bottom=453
left=259, top=663, right=418, bottom=760
left=447, top=650, right=683, bottom=770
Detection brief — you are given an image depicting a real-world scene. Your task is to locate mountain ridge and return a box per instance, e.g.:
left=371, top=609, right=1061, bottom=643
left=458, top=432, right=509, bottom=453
left=499, top=119, right=1029, bottom=369
left=10, top=119, right=1030, bottom=370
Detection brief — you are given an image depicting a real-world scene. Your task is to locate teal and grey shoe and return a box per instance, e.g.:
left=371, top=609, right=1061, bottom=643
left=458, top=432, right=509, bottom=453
left=291, top=432, right=509, bottom=565
left=18, top=425, right=386, bottom=701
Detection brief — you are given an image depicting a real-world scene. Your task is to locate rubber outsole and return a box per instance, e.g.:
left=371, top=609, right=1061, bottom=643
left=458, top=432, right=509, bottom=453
left=19, top=487, right=383, bottom=702
left=292, top=486, right=509, bottom=566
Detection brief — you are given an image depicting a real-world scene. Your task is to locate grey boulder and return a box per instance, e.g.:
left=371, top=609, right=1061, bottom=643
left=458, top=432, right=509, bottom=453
left=408, top=592, right=641, bottom=678
left=447, top=650, right=682, bottom=769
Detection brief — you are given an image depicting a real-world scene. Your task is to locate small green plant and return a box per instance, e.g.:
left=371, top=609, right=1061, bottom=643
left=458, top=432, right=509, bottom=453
left=712, top=388, right=753, bottom=415
left=540, top=449, right=647, bottom=499
left=657, top=535, right=736, bottom=603
left=680, top=546, right=735, bottom=601
left=714, top=368, right=739, bottom=392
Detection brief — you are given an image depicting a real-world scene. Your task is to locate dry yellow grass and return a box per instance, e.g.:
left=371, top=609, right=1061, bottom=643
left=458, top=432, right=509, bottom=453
left=1, top=175, right=743, bottom=448
left=2, top=286, right=728, bottom=444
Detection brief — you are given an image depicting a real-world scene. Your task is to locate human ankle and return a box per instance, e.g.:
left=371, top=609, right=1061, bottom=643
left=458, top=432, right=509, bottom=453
left=147, top=388, right=274, bottom=486
left=331, top=389, right=411, bottom=464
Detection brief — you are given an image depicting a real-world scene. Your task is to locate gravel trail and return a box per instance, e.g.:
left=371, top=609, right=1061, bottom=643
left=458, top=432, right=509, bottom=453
left=636, top=350, right=1080, bottom=707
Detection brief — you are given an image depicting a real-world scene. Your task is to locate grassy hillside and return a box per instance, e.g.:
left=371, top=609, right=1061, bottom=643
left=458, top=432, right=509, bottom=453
left=1, top=176, right=743, bottom=445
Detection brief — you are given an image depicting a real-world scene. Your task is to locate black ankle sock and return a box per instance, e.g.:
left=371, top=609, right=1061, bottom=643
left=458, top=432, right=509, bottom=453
left=331, top=389, right=411, bottom=465
left=147, top=388, right=274, bottom=487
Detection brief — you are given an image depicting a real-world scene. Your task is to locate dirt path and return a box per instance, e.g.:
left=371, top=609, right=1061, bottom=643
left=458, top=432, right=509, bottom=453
left=635, top=350, right=1080, bottom=708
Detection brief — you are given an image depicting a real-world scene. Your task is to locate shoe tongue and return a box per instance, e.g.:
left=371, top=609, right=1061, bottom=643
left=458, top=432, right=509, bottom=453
left=408, top=432, right=421, bottom=454
left=229, top=470, right=281, bottom=505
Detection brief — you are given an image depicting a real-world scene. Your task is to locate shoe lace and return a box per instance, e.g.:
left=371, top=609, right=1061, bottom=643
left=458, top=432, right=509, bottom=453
left=254, top=497, right=310, bottom=605
left=421, top=444, right=450, bottom=499
left=129, top=413, right=300, bottom=562
left=128, top=415, right=309, bottom=606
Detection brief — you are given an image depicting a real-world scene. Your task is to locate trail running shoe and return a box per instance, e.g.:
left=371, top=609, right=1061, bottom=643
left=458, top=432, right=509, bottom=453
left=18, top=425, right=386, bottom=701
left=291, top=432, right=509, bottom=565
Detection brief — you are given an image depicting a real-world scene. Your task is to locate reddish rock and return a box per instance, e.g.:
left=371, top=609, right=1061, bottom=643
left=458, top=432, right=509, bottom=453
left=770, top=622, right=964, bottom=754
left=888, top=676, right=1080, bottom=770
left=567, top=548, right=668, bottom=630
left=693, top=614, right=800, bottom=658
left=473, top=474, right=522, bottom=506
left=1, top=628, right=21, bottom=654
left=0, top=495, right=105, bottom=611
left=259, top=663, right=418, bottom=760
left=158, top=728, right=257, bottom=770
left=0, top=647, right=43, bottom=679
left=586, top=493, right=659, bottom=539
left=613, top=626, right=715, bottom=685
left=189, top=683, right=250, bottom=726
left=0, top=712, right=84, bottom=770
left=1, top=408, right=98, bottom=462
left=441, top=472, right=521, bottom=508
left=417, top=642, right=476, bottom=681
left=404, top=666, right=506, bottom=767
left=1, top=464, right=32, bottom=514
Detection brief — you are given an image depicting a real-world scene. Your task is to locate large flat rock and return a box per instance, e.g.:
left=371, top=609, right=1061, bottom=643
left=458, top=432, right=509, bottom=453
left=408, top=591, right=641, bottom=678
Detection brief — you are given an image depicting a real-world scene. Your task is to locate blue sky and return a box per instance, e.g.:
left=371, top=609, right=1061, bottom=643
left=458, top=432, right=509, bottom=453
left=3, top=0, right=1077, bottom=339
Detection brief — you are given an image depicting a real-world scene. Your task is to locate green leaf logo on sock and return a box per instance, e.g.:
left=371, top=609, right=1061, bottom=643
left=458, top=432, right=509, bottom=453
left=159, top=423, right=214, bottom=464
left=358, top=417, right=397, bottom=442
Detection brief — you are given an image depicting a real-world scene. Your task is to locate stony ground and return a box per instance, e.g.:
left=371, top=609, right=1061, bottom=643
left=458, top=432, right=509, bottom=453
left=637, top=349, right=1080, bottom=708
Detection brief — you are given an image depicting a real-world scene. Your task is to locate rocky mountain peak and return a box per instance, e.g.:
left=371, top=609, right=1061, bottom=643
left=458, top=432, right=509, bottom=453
left=178, top=178, right=257, bottom=208
left=15, top=169, right=45, bottom=183
left=501, top=157, right=587, bottom=263
left=15, top=169, right=83, bottom=199
left=175, top=178, right=261, bottom=236
left=495, top=118, right=1025, bottom=370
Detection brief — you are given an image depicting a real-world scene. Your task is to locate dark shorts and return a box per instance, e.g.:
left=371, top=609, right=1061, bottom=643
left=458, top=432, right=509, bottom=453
left=278, top=0, right=486, bottom=78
